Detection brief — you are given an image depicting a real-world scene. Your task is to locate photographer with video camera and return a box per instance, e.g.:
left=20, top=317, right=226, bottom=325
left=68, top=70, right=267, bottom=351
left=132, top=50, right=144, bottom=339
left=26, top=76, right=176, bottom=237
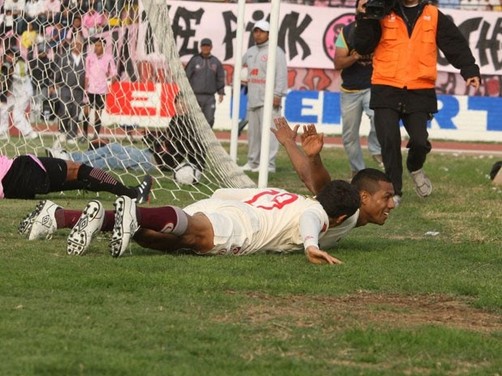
left=353, top=0, right=481, bottom=205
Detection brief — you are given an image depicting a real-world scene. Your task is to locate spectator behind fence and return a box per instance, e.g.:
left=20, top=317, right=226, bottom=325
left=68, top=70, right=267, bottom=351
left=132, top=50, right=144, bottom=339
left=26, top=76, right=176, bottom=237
left=240, top=19, right=288, bottom=174
left=84, top=37, right=117, bottom=140
left=28, top=43, right=54, bottom=122
left=185, top=38, right=225, bottom=128
left=53, top=38, right=86, bottom=144
left=4, top=0, right=26, bottom=34
left=63, top=13, right=84, bottom=49
left=20, top=20, right=38, bottom=50
left=45, top=0, right=62, bottom=23
left=25, top=0, right=47, bottom=28
left=81, top=2, right=107, bottom=38
left=0, top=49, right=38, bottom=140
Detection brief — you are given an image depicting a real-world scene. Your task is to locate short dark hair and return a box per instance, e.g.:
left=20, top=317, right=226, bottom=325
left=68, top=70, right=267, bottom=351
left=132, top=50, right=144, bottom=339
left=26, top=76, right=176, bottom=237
left=351, top=168, right=391, bottom=194
left=316, top=179, right=361, bottom=219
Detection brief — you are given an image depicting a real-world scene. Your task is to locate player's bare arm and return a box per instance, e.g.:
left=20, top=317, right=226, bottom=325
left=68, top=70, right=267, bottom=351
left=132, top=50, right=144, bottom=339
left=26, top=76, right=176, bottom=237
left=300, top=125, right=324, bottom=157
left=273, top=118, right=331, bottom=194
left=272, top=116, right=300, bottom=146
left=305, top=246, right=343, bottom=265
left=272, top=117, right=317, bottom=193
left=299, top=125, right=332, bottom=195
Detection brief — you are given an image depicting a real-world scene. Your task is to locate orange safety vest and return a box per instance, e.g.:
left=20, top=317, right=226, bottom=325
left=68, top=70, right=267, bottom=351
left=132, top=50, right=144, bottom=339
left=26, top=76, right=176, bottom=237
left=372, top=4, right=438, bottom=89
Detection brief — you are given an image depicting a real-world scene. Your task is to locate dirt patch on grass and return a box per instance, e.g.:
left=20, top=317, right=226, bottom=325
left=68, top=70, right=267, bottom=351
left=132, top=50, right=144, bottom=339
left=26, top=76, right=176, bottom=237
left=222, top=291, right=502, bottom=334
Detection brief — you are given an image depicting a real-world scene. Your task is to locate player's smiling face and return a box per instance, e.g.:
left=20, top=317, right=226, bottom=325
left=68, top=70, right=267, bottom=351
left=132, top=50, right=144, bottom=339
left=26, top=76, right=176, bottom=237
left=363, top=181, right=395, bottom=225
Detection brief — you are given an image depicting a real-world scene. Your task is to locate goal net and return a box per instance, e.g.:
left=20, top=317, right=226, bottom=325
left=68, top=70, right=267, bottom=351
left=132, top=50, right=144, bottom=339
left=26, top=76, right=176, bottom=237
left=0, top=0, right=255, bottom=202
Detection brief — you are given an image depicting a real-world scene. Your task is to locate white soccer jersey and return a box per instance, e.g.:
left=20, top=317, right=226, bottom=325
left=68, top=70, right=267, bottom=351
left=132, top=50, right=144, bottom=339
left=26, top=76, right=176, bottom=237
left=319, top=210, right=359, bottom=249
left=184, top=188, right=330, bottom=255
left=211, top=188, right=359, bottom=250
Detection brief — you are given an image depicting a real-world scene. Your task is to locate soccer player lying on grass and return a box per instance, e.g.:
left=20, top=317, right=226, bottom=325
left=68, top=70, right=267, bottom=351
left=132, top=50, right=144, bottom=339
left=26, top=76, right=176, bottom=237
left=272, top=116, right=396, bottom=226
left=20, top=180, right=360, bottom=264
left=2, top=153, right=153, bottom=235
left=0, top=154, right=152, bottom=203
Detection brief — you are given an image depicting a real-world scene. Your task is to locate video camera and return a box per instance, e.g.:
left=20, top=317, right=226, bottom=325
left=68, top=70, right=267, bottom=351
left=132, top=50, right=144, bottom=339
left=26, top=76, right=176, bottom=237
left=364, top=0, right=395, bottom=19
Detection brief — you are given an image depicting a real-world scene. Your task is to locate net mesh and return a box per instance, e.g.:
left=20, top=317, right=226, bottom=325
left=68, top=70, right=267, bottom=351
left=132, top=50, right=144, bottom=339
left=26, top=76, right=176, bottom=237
left=0, top=0, right=255, bottom=202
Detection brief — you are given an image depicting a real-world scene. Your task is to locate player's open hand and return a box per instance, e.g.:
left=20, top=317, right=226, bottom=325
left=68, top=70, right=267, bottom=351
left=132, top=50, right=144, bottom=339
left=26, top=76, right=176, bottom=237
left=300, top=125, right=324, bottom=158
left=357, top=0, right=368, bottom=14
left=466, top=76, right=480, bottom=92
left=305, top=246, right=343, bottom=265
left=272, top=117, right=299, bottom=145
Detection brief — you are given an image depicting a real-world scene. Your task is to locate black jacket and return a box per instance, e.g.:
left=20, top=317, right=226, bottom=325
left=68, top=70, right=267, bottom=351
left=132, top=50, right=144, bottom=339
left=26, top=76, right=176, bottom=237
left=354, top=2, right=480, bottom=112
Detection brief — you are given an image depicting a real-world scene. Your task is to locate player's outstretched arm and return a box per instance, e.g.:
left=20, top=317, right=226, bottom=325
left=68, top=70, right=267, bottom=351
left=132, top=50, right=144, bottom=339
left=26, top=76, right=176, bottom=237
left=300, top=125, right=332, bottom=195
left=305, top=245, right=343, bottom=265
left=272, top=117, right=331, bottom=195
left=272, top=117, right=315, bottom=193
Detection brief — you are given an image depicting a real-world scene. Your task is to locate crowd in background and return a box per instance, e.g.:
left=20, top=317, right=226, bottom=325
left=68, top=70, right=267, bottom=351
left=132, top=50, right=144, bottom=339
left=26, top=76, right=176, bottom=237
left=0, top=0, right=498, bottom=140
left=0, top=0, right=138, bottom=136
left=0, top=0, right=139, bottom=56
left=189, top=0, right=501, bottom=11
left=0, top=0, right=499, bottom=70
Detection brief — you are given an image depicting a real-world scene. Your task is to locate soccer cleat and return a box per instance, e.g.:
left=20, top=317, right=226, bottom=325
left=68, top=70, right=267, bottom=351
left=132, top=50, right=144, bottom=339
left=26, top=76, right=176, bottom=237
left=66, top=200, right=105, bottom=256
left=135, top=175, right=153, bottom=205
left=19, top=200, right=61, bottom=240
left=18, top=200, right=46, bottom=237
left=110, top=196, right=139, bottom=258
left=410, top=169, right=433, bottom=198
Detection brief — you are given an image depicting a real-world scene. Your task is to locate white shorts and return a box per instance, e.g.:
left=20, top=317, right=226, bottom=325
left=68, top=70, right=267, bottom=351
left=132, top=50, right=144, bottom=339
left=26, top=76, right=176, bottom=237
left=184, top=199, right=259, bottom=255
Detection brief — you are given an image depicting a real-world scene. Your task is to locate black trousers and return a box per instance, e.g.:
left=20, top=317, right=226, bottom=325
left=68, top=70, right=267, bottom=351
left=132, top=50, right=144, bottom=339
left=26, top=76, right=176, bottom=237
left=374, top=108, right=432, bottom=196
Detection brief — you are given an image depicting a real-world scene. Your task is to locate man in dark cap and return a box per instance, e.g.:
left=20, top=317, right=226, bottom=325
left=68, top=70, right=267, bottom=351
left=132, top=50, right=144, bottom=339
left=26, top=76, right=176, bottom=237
left=185, top=37, right=225, bottom=128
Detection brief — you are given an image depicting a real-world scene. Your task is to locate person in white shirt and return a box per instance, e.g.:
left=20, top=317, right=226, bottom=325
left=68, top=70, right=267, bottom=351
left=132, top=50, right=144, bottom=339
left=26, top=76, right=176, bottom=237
left=0, top=49, right=38, bottom=140
left=25, top=0, right=46, bottom=23
left=4, top=0, right=26, bottom=18
left=4, top=0, right=26, bottom=33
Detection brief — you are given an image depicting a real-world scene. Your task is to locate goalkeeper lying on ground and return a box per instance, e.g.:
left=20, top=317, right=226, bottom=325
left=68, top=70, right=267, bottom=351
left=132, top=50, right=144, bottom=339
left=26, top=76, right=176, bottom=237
left=45, top=92, right=206, bottom=173
left=46, top=127, right=205, bottom=173
left=0, top=153, right=152, bottom=203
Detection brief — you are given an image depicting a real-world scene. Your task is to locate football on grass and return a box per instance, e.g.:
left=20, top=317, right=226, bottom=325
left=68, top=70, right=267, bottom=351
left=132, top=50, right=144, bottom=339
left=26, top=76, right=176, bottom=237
left=174, top=162, right=202, bottom=185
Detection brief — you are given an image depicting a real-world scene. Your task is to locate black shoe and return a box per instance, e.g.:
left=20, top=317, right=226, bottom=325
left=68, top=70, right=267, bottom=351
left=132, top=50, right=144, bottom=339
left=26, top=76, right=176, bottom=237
left=135, top=175, right=153, bottom=204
